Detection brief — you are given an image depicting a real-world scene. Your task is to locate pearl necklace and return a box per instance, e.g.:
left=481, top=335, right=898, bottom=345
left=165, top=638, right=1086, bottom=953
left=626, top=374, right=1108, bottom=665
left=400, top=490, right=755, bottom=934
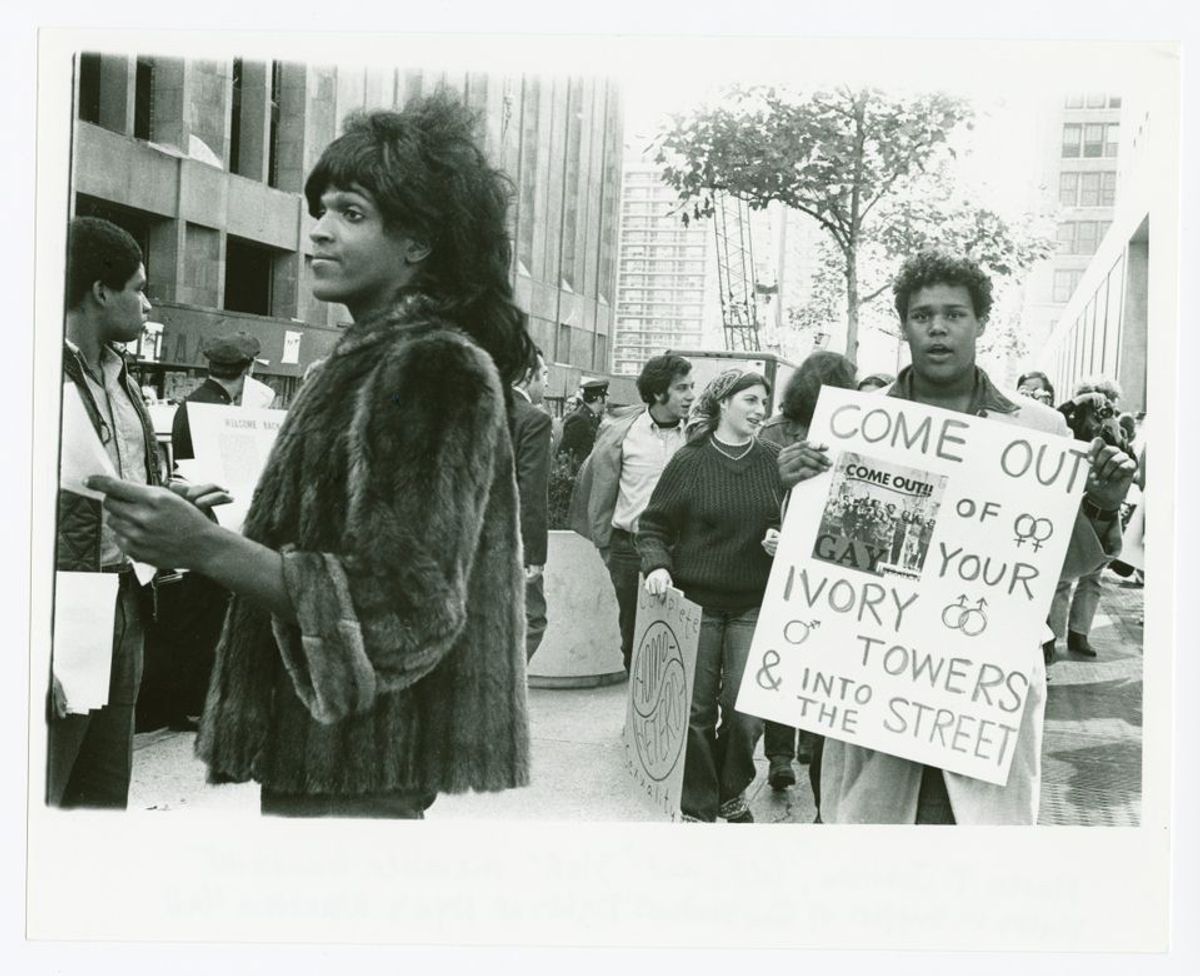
left=710, top=435, right=754, bottom=461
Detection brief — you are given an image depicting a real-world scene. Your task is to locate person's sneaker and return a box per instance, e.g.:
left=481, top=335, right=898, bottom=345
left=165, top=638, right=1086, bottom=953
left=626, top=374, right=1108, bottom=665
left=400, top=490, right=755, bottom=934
left=768, top=756, right=796, bottom=790
left=719, top=795, right=754, bottom=823
left=1068, top=630, right=1097, bottom=657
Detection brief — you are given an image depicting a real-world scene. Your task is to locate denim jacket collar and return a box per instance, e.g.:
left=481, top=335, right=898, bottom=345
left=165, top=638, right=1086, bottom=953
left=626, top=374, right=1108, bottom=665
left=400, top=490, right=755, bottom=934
left=887, top=365, right=1020, bottom=417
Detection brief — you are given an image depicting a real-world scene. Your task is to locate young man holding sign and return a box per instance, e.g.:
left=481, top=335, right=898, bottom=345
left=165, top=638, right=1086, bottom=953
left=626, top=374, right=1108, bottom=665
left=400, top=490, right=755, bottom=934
left=777, top=251, right=1136, bottom=824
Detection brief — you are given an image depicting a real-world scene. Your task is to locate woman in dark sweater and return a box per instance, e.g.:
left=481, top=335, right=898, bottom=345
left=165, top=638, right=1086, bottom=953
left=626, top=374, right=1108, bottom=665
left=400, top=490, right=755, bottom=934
left=638, top=369, right=784, bottom=823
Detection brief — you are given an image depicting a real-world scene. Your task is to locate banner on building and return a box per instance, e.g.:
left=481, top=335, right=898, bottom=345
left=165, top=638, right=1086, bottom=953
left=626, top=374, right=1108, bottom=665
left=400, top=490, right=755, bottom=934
left=183, top=403, right=287, bottom=533
left=622, top=584, right=701, bottom=820
left=736, top=387, right=1088, bottom=785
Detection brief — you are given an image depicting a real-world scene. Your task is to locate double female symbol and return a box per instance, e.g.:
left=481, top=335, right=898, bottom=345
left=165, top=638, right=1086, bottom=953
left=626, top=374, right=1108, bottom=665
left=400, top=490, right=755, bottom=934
left=1013, top=513, right=1054, bottom=552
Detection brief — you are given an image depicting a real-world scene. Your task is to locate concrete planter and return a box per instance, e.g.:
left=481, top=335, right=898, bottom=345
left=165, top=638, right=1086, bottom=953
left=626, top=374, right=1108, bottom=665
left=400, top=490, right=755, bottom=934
left=528, top=530, right=627, bottom=688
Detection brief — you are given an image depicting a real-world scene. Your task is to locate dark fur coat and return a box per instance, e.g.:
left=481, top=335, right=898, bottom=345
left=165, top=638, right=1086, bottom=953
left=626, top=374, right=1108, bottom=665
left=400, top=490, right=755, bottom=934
left=195, top=294, right=530, bottom=796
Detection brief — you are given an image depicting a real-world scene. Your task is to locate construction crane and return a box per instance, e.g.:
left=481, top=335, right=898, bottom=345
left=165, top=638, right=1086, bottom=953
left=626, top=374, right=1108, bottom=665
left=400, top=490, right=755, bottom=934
left=712, top=192, right=761, bottom=352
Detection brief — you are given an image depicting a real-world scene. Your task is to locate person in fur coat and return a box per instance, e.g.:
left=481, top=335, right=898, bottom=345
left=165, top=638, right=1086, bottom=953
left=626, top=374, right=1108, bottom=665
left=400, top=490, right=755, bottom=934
left=88, top=95, right=534, bottom=818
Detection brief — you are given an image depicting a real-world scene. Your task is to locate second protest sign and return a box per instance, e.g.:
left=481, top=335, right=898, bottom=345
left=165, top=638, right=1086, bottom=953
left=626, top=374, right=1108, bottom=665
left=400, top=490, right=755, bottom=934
left=736, top=387, right=1088, bottom=785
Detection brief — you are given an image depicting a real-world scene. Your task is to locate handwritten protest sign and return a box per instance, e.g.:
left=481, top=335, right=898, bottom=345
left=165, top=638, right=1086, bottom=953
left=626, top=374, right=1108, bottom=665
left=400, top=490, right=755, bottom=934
left=623, top=584, right=701, bottom=820
left=736, top=387, right=1088, bottom=785
left=185, top=403, right=286, bottom=533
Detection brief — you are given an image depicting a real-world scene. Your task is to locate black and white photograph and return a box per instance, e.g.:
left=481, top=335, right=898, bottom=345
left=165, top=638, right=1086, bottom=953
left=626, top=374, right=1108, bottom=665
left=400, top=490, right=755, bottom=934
left=811, top=451, right=946, bottom=577
left=15, top=10, right=1194, bottom=966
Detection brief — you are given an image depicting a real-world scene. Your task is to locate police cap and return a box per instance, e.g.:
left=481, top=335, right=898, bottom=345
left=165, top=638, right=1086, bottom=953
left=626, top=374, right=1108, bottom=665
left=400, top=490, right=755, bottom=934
left=580, top=379, right=609, bottom=401
left=202, top=332, right=261, bottom=366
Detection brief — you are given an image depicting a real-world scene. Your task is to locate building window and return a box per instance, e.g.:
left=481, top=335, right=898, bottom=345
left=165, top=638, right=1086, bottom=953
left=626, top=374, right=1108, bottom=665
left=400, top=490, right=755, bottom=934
left=1109, top=95, right=1122, bottom=108
left=1083, top=124, right=1104, bottom=157
left=267, top=61, right=282, bottom=188
left=1101, top=171, right=1117, bottom=206
left=1075, top=221, right=1099, bottom=255
left=134, top=57, right=153, bottom=141
left=1057, top=222, right=1075, bottom=254
left=1086, top=92, right=1107, bottom=108
left=76, top=53, right=101, bottom=123
left=1065, top=93, right=1084, bottom=109
left=1059, top=172, right=1079, bottom=206
left=1079, top=172, right=1101, bottom=207
left=1053, top=269, right=1084, bottom=303
left=229, top=58, right=244, bottom=175
left=1062, top=124, right=1082, bottom=157
left=1105, top=123, right=1120, bottom=157
left=224, top=236, right=274, bottom=315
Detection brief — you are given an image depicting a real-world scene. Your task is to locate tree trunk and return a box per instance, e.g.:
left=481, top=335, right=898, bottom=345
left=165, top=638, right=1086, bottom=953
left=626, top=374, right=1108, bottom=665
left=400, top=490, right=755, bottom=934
left=845, top=245, right=859, bottom=365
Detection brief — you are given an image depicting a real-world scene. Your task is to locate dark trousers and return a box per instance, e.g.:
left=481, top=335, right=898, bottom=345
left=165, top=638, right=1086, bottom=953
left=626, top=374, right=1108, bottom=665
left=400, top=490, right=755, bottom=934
left=261, top=788, right=436, bottom=819
left=915, top=765, right=956, bottom=824
left=604, top=528, right=643, bottom=672
left=47, top=570, right=144, bottom=809
left=683, top=607, right=764, bottom=822
left=525, top=572, right=547, bottom=662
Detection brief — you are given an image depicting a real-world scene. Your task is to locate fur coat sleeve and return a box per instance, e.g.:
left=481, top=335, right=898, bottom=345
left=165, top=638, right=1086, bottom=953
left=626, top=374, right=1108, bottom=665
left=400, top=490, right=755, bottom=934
left=269, top=329, right=507, bottom=724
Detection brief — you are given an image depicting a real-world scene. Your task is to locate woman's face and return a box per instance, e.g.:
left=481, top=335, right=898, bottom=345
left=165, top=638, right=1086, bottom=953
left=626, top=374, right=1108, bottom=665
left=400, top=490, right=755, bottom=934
left=308, top=183, right=428, bottom=320
left=719, top=384, right=769, bottom=440
left=1018, top=375, right=1052, bottom=405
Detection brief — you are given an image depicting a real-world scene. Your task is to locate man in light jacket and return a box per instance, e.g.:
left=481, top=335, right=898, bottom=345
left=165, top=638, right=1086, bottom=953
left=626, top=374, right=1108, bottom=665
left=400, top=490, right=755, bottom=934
left=778, top=250, right=1136, bottom=824
left=568, top=354, right=694, bottom=672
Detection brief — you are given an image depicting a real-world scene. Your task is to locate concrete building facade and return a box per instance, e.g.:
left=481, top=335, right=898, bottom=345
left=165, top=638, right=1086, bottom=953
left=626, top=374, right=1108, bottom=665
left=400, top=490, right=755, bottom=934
left=70, top=52, right=626, bottom=406
left=1021, top=92, right=1124, bottom=357
left=1035, top=97, right=1153, bottom=415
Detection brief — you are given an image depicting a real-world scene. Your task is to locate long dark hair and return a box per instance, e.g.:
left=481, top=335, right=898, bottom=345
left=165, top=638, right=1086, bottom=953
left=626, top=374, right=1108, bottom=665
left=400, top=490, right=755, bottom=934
left=304, top=93, right=532, bottom=385
left=780, top=351, right=857, bottom=426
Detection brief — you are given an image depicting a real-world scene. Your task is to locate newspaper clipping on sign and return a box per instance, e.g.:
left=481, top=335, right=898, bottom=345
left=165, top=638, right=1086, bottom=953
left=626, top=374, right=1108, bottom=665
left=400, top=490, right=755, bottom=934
left=736, top=387, right=1088, bottom=785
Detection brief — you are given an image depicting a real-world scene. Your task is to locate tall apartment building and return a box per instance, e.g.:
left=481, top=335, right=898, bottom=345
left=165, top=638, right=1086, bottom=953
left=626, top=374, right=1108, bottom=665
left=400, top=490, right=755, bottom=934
left=611, top=162, right=709, bottom=376
left=68, top=52, right=624, bottom=406
left=1021, top=92, right=1123, bottom=355
left=1036, top=94, right=1157, bottom=415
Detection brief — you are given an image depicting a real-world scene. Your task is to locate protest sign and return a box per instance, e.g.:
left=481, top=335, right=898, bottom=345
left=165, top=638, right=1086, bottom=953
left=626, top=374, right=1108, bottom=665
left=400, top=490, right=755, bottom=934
left=736, top=387, right=1088, bottom=785
left=185, top=403, right=286, bottom=533
left=622, top=584, right=701, bottom=820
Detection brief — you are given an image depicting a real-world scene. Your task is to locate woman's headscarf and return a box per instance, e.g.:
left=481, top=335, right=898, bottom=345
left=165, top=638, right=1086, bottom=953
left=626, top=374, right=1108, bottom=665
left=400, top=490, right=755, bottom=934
left=685, top=368, right=770, bottom=443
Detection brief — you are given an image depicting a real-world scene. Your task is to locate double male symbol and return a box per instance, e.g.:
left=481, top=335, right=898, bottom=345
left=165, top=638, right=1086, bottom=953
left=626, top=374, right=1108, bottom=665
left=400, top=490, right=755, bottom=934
left=941, top=594, right=989, bottom=637
left=1013, top=513, right=1054, bottom=552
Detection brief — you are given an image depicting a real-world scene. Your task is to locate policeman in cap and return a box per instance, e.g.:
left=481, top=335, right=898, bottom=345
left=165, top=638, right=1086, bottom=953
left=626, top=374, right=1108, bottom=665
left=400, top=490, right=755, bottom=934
left=557, top=378, right=608, bottom=468
left=170, top=331, right=263, bottom=461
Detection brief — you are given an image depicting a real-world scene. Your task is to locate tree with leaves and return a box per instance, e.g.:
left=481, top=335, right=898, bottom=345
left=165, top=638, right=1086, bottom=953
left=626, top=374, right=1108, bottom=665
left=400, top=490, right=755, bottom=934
left=655, top=85, right=1052, bottom=362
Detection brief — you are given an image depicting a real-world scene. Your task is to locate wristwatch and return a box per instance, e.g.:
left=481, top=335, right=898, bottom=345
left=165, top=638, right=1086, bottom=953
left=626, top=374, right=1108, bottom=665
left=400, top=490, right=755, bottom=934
left=1081, top=496, right=1120, bottom=523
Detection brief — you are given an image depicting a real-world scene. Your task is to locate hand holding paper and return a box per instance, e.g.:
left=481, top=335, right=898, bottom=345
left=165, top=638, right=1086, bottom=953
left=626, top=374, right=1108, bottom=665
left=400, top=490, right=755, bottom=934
left=86, top=475, right=221, bottom=571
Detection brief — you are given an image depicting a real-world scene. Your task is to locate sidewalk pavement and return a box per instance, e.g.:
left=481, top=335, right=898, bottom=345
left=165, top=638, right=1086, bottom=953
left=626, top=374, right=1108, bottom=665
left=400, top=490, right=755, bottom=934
left=127, top=572, right=1142, bottom=826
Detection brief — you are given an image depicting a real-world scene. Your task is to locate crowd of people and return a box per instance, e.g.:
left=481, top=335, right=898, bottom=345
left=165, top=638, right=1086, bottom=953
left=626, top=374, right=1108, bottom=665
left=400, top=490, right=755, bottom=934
left=50, top=90, right=1141, bottom=826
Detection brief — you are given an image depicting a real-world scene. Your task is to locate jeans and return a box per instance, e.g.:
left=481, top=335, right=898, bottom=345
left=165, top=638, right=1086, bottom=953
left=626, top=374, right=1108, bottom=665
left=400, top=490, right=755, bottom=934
left=1049, top=567, right=1104, bottom=639
left=682, top=606, right=765, bottom=822
left=47, top=569, right=144, bottom=808
left=604, top=528, right=643, bottom=671
left=525, top=572, right=547, bottom=661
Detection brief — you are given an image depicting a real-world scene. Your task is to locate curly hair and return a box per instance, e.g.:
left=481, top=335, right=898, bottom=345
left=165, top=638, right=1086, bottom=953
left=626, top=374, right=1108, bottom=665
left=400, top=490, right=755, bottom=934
left=1074, top=374, right=1122, bottom=404
left=636, top=353, right=692, bottom=405
left=780, top=351, right=856, bottom=425
left=66, top=216, right=143, bottom=310
left=892, top=250, right=994, bottom=322
left=305, top=93, right=531, bottom=385
left=686, top=368, right=770, bottom=443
